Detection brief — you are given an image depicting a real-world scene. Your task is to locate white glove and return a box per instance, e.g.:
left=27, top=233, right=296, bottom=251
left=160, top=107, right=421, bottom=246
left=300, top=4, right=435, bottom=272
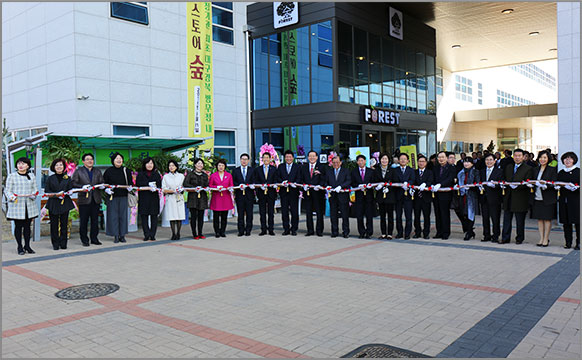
left=526, top=182, right=534, bottom=188
left=358, top=184, right=366, bottom=189
left=82, top=184, right=92, bottom=191
left=402, top=182, right=408, bottom=190
left=260, top=185, right=266, bottom=191
left=105, top=188, right=114, bottom=195
left=540, top=184, right=548, bottom=190
left=9, top=195, right=16, bottom=202
left=314, top=185, right=322, bottom=191
left=383, top=187, right=389, bottom=193
left=432, top=184, right=441, bottom=192
left=418, top=183, right=426, bottom=192
left=565, top=184, right=577, bottom=191
left=249, top=184, right=255, bottom=190
left=290, top=183, right=296, bottom=188
left=509, top=184, right=518, bottom=189
left=334, top=186, right=341, bottom=193
left=149, top=186, right=157, bottom=192
left=552, top=185, right=559, bottom=191
left=282, top=180, right=289, bottom=186
left=486, top=182, right=496, bottom=188
left=303, top=185, right=309, bottom=191
left=127, top=186, right=134, bottom=192
left=97, top=184, right=106, bottom=189
left=176, top=186, right=184, bottom=193
left=375, top=184, right=383, bottom=191
left=217, top=186, right=224, bottom=192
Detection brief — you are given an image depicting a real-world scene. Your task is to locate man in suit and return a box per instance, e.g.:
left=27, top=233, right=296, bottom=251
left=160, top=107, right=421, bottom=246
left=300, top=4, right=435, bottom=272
left=413, top=155, right=434, bottom=239
left=300, top=150, right=326, bottom=237
left=392, top=153, right=416, bottom=239
left=277, top=150, right=302, bottom=236
left=501, top=148, right=533, bottom=244
left=253, top=152, right=278, bottom=236
left=72, top=153, right=104, bottom=246
left=232, top=153, right=255, bottom=236
left=351, top=154, right=375, bottom=239
left=455, top=152, right=466, bottom=174
left=325, top=155, right=351, bottom=238
left=499, top=149, right=514, bottom=171
left=433, top=151, right=456, bottom=239
left=480, top=153, right=503, bottom=242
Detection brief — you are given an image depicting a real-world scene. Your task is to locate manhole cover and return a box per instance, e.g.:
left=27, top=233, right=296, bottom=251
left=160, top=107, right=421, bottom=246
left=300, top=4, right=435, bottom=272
left=342, top=344, right=431, bottom=358
left=55, top=283, right=119, bottom=300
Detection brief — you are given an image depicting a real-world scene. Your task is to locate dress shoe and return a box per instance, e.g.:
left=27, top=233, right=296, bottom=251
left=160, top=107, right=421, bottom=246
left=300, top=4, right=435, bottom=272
left=433, top=233, right=442, bottom=239
left=91, top=240, right=102, bottom=245
left=82, top=242, right=90, bottom=247
left=291, top=231, right=297, bottom=236
left=53, top=246, right=60, bottom=250
left=60, top=245, right=67, bottom=250
left=269, top=231, right=275, bottom=236
left=564, top=244, right=572, bottom=249
left=259, top=231, right=267, bottom=236
left=119, top=236, right=126, bottom=243
left=404, top=235, right=411, bottom=240
left=537, top=243, right=543, bottom=247
left=305, top=232, right=314, bottom=237
left=18, top=250, right=25, bottom=255
left=237, top=232, right=244, bottom=237
left=143, top=237, right=149, bottom=241
left=245, top=232, right=251, bottom=236
left=215, top=233, right=220, bottom=238
left=574, top=245, right=580, bottom=250
left=423, top=235, right=430, bottom=239
left=490, top=238, right=498, bottom=243
left=441, top=236, right=449, bottom=240
left=331, top=234, right=338, bottom=238
left=481, top=237, right=491, bottom=242
left=379, top=235, right=386, bottom=240
left=516, top=241, right=523, bottom=245
left=542, top=243, right=549, bottom=247
left=412, top=234, right=421, bottom=239
left=358, top=234, right=364, bottom=239
left=343, top=234, right=349, bottom=238
left=394, top=234, right=403, bottom=239
left=114, top=236, right=119, bottom=243
left=282, top=230, right=290, bottom=236
left=316, top=233, right=323, bottom=237
left=199, top=235, right=206, bottom=239
left=220, top=232, right=226, bottom=238
left=150, top=236, right=156, bottom=241
left=365, top=234, right=371, bottom=239
left=24, top=247, right=35, bottom=254
left=463, top=232, right=475, bottom=241
left=386, top=235, right=393, bottom=240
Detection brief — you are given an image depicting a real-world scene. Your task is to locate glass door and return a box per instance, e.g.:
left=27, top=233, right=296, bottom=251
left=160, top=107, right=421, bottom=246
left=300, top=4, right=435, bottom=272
left=380, top=131, right=395, bottom=156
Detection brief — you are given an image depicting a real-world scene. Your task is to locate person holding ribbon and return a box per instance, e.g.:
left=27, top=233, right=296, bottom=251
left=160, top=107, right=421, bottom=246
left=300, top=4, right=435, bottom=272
left=253, top=152, right=278, bottom=236
left=457, top=157, right=480, bottom=241
left=352, top=154, right=375, bottom=239
left=209, top=159, right=234, bottom=238
left=413, top=155, right=434, bottom=239
left=392, top=153, right=416, bottom=239
left=300, top=150, right=327, bottom=237
left=184, top=158, right=209, bottom=239
left=136, top=157, right=162, bottom=241
left=5, top=157, right=39, bottom=255
left=374, top=153, right=395, bottom=240
left=530, top=150, right=558, bottom=247
left=103, top=152, right=133, bottom=244
left=162, top=160, right=186, bottom=240
left=433, top=151, right=456, bottom=240
left=72, top=153, right=104, bottom=246
left=479, top=153, right=504, bottom=243
left=501, top=148, right=533, bottom=244
left=45, top=158, right=75, bottom=250
left=277, top=150, right=302, bottom=236
left=325, top=155, right=351, bottom=238
left=232, top=153, right=255, bottom=237
left=557, top=152, right=580, bottom=250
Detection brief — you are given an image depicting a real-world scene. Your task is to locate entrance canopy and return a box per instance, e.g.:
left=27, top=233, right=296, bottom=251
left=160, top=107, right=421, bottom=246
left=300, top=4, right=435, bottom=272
left=46, top=134, right=209, bottom=153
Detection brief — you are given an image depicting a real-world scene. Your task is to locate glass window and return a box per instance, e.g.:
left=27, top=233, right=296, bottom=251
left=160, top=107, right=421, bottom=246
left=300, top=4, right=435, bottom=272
left=252, top=38, right=269, bottom=110
left=339, top=124, right=362, bottom=157
left=212, top=2, right=232, bottom=10
left=312, top=21, right=333, bottom=102
left=111, top=2, right=149, bottom=25
left=406, top=73, right=417, bottom=112
left=212, top=26, right=233, bottom=45
left=397, top=132, right=407, bottom=147
left=212, top=3, right=234, bottom=45
left=382, top=65, right=395, bottom=108
left=427, top=75, right=436, bottom=114
left=369, top=34, right=381, bottom=62
left=417, top=76, right=427, bottom=114
left=426, top=55, right=435, bottom=76
left=338, top=76, right=354, bottom=103
left=406, top=48, right=415, bottom=74
left=269, top=34, right=282, bottom=108
left=338, top=21, right=352, bottom=55
left=338, top=53, right=353, bottom=78
left=270, top=128, right=284, bottom=154
left=288, top=126, right=311, bottom=158
left=394, top=42, right=405, bottom=69
left=415, top=52, right=425, bottom=76
left=214, top=130, right=235, bottom=146
left=113, top=125, right=150, bottom=136
left=382, top=38, right=393, bottom=66
left=212, top=6, right=233, bottom=27
left=418, top=130, right=427, bottom=156
left=254, top=129, right=270, bottom=164
left=312, top=124, right=334, bottom=154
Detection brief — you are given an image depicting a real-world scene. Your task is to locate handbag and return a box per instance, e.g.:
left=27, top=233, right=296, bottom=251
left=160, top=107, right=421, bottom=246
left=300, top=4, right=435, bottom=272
left=123, top=167, right=138, bottom=208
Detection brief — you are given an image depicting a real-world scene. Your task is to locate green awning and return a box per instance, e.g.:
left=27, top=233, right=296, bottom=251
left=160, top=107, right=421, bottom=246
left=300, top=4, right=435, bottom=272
left=46, top=134, right=209, bottom=152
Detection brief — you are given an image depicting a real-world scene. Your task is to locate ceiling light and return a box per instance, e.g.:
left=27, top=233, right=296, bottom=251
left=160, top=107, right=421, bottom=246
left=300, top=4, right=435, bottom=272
left=480, top=58, right=488, bottom=62
left=357, top=56, right=365, bottom=60
left=324, top=49, right=329, bottom=52
left=501, top=9, right=513, bottom=14
left=548, top=48, right=557, bottom=52
left=529, top=31, right=540, bottom=36
left=311, top=32, right=315, bottom=36
left=451, top=44, right=461, bottom=49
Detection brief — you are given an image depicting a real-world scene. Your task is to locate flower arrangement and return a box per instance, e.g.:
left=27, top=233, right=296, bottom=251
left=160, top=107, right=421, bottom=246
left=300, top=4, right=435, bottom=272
left=296, top=144, right=305, bottom=157
left=327, top=151, right=337, bottom=166
left=259, top=143, right=281, bottom=167
left=65, top=162, right=77, bottom=176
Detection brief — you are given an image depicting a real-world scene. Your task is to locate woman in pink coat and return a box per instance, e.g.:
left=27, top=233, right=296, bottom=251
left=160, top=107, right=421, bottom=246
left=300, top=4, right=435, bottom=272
left=209, top=159, right=234, bottom=238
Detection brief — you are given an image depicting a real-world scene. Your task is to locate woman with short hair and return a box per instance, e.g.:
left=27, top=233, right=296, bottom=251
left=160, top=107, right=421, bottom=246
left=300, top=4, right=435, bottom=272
left=5, top=157, right=39, bottom=255
left=557, top=152, right=580, bottom=250
left=209, top=159, right=234, bottom=238
left=457, top=157, right=480, bottom=240
left=183, top=158, right=209, bottom=240
left=135, top=157, right=162, bottom=241
left=45, top=158, right=75, bottom=250
left=531, top=150, right=558, bottom=247
left=103, top=152, right=133, bottom=243
left=162, top=160, right=186, bottom=240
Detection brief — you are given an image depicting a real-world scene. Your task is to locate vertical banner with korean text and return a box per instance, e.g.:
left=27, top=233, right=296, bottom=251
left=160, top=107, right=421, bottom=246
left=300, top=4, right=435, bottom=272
left=282, top=29, right=299, bottom=153
left=187, top=2, right=214, bottom=151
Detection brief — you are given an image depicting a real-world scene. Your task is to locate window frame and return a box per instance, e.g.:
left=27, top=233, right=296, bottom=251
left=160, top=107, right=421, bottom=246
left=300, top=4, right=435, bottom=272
left=214, top=129, right=237, bottom=167
left=212, top=2, right=234, bottom=46
left=112, top=124, right=151, bottom=137
left=110, top=2, right=149, bottom=26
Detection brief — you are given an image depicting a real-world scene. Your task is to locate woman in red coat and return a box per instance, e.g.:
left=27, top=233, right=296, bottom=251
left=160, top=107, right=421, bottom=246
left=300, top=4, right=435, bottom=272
left=209, top=159, right=234, bottom=238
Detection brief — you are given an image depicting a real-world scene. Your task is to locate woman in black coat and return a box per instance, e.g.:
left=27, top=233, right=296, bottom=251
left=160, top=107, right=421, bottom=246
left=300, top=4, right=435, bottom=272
left=135, top=157, right=162, bottom=241
left=530, top=150, right=558, bottom=247
left=557, top=152, right=580, bottom=250
left=45, top=158, right=75, bottom=250
left=183, top=158, right=209, bottom=239
left=374, top=153, right=396, bottom=239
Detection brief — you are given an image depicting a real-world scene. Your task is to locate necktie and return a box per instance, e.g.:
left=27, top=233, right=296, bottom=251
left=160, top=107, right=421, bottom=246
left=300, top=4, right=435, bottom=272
left=335, top=169, right=339, bottom=180
left=514, top=164, right=518, bottom=174
left=440, top=166, right=444, bottom=176
left=264, top=166, right=268, bottom=179
left=287, top=164, right=291, bottom=174
left=487, top=168, right=491, bottom=181
left=360, top=168, right=365, bottom=181
left=420, top=170, right=423, bottom=178
left=242, top=167, right=246, bottom=180
left=310, top=165, right=313, bottom=178
left=401, top=167, right=406, bottom=174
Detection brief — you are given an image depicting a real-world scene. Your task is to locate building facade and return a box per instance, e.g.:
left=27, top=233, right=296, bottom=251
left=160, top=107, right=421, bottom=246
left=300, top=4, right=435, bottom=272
left=247, top=2, right=438, bottom=163
left=2, top=1, right=250, bottom=167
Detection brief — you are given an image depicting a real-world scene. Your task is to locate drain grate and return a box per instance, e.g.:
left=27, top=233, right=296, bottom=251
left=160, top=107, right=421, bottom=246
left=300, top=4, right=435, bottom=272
left=55, top=283, right=120, bottom=300
left=342, top=344, right=431, bottom=358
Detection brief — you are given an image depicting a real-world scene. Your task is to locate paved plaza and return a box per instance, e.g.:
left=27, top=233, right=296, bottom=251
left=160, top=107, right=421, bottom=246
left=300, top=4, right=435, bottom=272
left=2, top=214, right=580, bottom=358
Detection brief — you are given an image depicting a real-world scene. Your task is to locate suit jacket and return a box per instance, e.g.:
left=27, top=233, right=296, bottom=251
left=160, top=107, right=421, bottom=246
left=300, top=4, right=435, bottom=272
left=557, top=167, right=580, bottom=224
left=325, top=167, right=351, bottom=204
left=253, top=164, right=278, bottom=201
left=503, top=162, right=534, bottom=212
left=530, top=165, right=558, bottom=206
left=277, top=162, right=302, bottom=197
left=433, top=163, right=456, bottom=200
left=351, top=167, right=375, bottom=202
left=45, top=174, right=75, bottom=215
left=392, top=166, right=416, bottom=201
left=71, top=166, right=104, bottom=205
left=480, top=166, right=503, bottom=205
left=299, top=162, right=326, bottom=186
left=499, top=157, right=514, bottom=171
left=232, top=166, right=255, bottom=201
left=414, top=168, right=434, bottom=203
left=374, top=166, right=395, bottom=204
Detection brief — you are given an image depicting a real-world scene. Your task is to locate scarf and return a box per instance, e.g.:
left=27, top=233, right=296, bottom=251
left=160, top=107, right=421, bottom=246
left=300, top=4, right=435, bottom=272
left=564, top=165, right=578, bottom=172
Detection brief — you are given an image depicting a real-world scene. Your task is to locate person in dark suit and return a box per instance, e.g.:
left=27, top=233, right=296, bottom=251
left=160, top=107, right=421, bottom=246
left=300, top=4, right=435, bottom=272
left=300, top=150, right=327, bottom=237
left=557, top=152, right=580, bottom=250
left=455, top=152, right=466, bottom=174
left=374, top=153, right=395, bottom=239
left=501, top=148, right=534, bottom=244
left=136, top=157, right=162, bottom=241
left=530, top=150, right=558, bottom=247
left=253, top=152, right=278, bottom=236
left=232, top=153, right=255, bottom=236
left=325, top=155, right=351, bottom=238
left=392, top=153, right=416, bottom=239
left=479, top=153, right=504, bottom=242
left=277, top=150, right=302, bottom=236
left=351, top=154, right=375, bottom=239
left=499, top=149, right=514, bottom=171
left=71, top=153, right=104, bottom=246
left=433, top=151, right=456, bottom=239
left=45, top=158, right=75, bottom=250
left=413, top=155, right=434, bottom=239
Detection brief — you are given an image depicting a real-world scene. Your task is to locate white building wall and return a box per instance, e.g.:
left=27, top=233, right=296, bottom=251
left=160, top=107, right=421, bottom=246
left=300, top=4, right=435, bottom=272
left=557, top=2, right=581, bottom=162
left=2, top=2, right=250, bottom=158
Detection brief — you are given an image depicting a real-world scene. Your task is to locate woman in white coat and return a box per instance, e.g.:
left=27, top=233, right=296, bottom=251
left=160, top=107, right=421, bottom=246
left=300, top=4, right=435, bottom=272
left=162, top=160, right=186, bottom=240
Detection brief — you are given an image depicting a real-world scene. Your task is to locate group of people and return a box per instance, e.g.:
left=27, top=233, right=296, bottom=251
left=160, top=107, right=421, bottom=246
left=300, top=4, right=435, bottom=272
left=4, top=147, right=580, bottom=255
